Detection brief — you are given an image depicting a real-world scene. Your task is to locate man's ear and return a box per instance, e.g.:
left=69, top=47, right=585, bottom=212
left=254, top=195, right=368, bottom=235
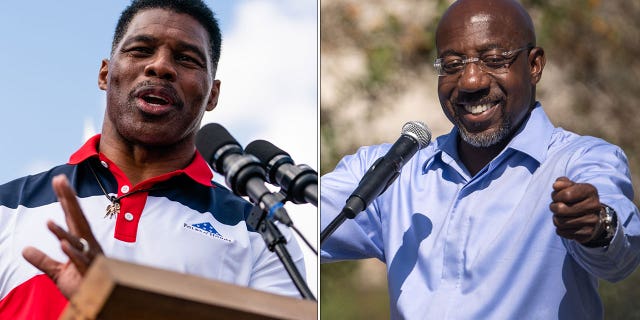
left=529, top=47, right=546, bottom=85
left=98, top=59, right=109, bottom=91
left=206, top=80, right=221, bottom=111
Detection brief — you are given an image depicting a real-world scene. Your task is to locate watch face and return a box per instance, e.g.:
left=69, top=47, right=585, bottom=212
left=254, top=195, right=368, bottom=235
left=582, top=205, right=618, bottom=248
left=601, top=205, right=617, bottom=240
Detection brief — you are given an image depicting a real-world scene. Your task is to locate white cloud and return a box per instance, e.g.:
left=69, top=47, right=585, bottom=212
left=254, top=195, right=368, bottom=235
left=202, top=0, right=317, bottom=156
left=83, top=117, right=98, bottom=142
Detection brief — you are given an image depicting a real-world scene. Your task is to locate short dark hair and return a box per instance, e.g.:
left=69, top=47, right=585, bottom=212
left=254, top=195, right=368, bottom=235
left=112, top=0, right=222, bottom=72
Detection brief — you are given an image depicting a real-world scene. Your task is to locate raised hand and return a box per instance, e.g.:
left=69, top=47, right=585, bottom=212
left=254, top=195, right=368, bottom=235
left=22, top=174, right=104, bottom=298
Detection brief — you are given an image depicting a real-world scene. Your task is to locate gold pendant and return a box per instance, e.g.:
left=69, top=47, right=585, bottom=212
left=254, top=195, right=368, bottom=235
left=104, top=201, right=121, bottom=219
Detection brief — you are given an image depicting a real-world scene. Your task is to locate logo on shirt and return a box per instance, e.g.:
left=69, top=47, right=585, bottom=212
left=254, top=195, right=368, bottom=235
left=184, top=222, right=231, bottom=242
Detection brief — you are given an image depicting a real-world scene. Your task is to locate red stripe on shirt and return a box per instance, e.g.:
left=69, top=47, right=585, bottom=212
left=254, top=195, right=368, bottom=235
left=0, top=274, right=67, bottom=319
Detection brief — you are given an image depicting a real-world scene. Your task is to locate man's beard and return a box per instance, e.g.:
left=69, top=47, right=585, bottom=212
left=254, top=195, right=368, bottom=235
left=455, top=116, right=512, bottom=148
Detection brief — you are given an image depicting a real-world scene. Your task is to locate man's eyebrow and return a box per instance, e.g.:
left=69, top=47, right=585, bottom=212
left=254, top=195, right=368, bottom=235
left=438, top=44, right=509, bottom=57
left=438, top=49, right=459, bottom=57
left=477, top=44, right=507, bottom=52
left=175, top=42, right=208, bottom=65
left=120, top=34, right=157, bottom=48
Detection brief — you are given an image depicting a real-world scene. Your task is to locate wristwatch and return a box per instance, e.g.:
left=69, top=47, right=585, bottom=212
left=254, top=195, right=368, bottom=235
left=584, top=204, right=618, bottom=248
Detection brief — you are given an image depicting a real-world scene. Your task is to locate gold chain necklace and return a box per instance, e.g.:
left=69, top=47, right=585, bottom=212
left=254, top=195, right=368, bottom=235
left=87, top=161, right=164, bottom=219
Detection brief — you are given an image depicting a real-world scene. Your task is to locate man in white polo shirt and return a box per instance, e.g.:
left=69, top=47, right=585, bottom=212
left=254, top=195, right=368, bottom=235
left=0, top=1, right=305, bottom=318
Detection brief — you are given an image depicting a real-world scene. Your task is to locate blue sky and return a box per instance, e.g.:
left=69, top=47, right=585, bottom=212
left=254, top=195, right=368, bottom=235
left=0, top=0, right=317, bottom=295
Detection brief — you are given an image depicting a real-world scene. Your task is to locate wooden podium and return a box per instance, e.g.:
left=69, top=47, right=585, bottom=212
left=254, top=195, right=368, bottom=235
left=59, top=256, right=317, bottom=320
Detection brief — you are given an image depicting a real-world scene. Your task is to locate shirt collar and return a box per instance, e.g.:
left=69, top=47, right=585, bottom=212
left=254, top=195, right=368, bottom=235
left=68, top=134, right=213, bottom=187
left=424, top=102, right=554, bottom=172
left=501, top=102, right=554, bottom=164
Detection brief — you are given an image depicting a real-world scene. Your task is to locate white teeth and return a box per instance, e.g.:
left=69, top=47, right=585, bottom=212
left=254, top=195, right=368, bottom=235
left=464, top=103, right=494, bottom=115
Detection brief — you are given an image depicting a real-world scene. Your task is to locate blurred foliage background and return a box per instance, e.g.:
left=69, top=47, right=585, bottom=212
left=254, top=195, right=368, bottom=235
left=320, top=0, right=640, bottom=319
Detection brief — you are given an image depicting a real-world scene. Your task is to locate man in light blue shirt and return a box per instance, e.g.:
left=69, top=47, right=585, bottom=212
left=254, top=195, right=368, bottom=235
left=320, top=0, right=640, bottom=319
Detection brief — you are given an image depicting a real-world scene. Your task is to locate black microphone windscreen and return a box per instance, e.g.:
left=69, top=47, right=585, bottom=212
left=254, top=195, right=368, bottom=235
left=245, top=140, right=290, bottom=164
left=196, top=123, right=240, bottom=163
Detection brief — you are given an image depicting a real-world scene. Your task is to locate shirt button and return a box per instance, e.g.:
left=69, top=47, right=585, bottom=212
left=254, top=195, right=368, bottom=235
left=100, top=161, right=109, bottom=168
left=124, top=212, right=134, bottom=221
left=121, top=185, right=130, bottom=193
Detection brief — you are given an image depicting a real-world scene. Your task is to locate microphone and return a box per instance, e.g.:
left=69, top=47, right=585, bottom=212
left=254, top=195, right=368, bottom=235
left=245, top=140, right=318, bottom=207
left=196, top=123, right=291, bottom=225
left=342, top=121, right=431, bottom=218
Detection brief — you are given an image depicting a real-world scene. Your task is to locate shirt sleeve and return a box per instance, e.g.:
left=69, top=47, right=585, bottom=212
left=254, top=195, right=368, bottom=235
left=562, top=139, right=640, bottom=282
left=320, top=145, right=388, bottom=263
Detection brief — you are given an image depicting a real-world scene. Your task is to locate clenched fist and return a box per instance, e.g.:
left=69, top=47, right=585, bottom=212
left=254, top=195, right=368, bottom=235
left=549, top=176, right=603, bottom=244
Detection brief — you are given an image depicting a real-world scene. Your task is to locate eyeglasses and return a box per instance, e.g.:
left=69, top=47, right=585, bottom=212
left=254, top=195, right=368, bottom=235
left=433, top=47, right=529, bottom=77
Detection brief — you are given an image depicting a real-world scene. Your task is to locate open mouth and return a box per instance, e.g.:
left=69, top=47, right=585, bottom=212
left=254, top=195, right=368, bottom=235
left=132, top=85, right=180, bottom=116
left=137, top=88, right=177, bottom=106
left=141, top=94, right=171, bottom=106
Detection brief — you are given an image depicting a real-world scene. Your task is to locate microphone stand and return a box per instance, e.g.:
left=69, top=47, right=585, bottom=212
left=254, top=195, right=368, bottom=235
left=320, top=211, right=348, bottom=245
left=246, top=196, right=316, bottom=301
left=320, top=177, right=387, bottom=245
left=320, top=149, right=408, bottom=245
